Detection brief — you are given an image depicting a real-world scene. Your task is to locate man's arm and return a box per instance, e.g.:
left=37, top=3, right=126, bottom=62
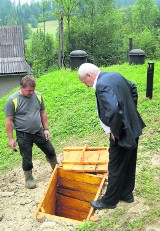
left=5, top=116, right=16, bottom=150
left=96, top=85, right=123, bottom=139
left=40, top=110, right=50, bottom=140
left=126, top=80, right=138, bottom=107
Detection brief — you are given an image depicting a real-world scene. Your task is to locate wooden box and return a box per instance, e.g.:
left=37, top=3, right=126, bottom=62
left=34, top=165, right=107, bottom=223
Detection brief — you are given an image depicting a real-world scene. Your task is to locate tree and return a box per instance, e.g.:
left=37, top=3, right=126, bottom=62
left=39, top=0, right=48, bottom=39
left=26, top=30, right=55, bottom=76
left=30, top=15, right=38, bottom=28
left=53, top=0, right=78, bottom=44
left=0, top=0, right=15, bottom=25
left=64, top=0, right=123, bottom=65
left=132, top=0, right=159, bottom=32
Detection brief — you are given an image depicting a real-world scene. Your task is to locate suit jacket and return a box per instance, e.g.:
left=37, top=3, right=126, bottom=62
left=96, top=72, right=146, bottom=149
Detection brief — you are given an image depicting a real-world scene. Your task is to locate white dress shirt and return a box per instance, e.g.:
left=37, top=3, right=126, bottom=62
left=93, top=73, right=111, bottom=134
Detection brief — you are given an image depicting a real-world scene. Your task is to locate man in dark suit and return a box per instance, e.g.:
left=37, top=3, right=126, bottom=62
left=78, top=63, right=146, bottom=210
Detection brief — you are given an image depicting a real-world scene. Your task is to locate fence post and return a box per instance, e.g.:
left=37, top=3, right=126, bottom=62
left=146, top=61, right=154, bottom=99
left=129, top=38, right=132, bottom=51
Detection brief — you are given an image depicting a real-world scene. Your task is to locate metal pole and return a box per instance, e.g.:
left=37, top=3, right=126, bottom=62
left=146, top=61, right=154, bottom=99
left=129, top=38, right=132, bottom=51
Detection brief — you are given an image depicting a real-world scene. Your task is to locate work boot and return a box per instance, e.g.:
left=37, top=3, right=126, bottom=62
left=46, top=157, right=58, bottom=170
left=23, top=170, right=36, bottom=189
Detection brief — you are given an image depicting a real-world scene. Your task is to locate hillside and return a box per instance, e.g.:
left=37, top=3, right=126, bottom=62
left=0, top=62, right=160, bottom=230
left=116, top=0, right=160, bottom=7
left=31, top=20, right=58, bottom=38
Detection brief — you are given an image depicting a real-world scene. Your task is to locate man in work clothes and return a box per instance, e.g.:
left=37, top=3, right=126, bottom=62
left=4, top=75, right=57, bottom=189
left=78, top=63, right=146, bottom=210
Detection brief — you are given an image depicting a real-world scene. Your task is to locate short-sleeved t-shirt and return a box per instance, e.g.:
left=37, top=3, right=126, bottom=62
left=4, top=91, right=45, bottom=133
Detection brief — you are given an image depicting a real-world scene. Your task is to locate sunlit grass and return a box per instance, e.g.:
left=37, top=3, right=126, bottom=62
left=31, top=20, right=58, bottom=37
left=25, top=20, right=58, bottom=46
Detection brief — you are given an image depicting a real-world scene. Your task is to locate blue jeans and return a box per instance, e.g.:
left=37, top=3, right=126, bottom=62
left=16, top=128, right=56, bottom=171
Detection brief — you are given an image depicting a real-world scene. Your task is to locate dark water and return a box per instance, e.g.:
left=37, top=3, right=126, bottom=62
left=0, top=75, right=23, bottom=98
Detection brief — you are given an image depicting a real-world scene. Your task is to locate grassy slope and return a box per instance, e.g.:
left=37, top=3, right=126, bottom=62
left=26, top=20, right=58, bottom=46
left=31, top=20, right=58, bottom=37
left=0, top=61, right=159, bottom=230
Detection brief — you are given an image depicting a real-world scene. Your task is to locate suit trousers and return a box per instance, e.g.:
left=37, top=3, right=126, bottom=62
left=101, top=136, right=138, bottom=205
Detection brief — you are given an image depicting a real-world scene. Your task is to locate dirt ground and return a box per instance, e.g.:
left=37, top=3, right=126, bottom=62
left=0, top=157, right=79, bottom=231
left=0, top=154, right=160, bottom=231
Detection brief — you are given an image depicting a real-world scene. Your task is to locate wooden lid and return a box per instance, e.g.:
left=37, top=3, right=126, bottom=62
left=62, top=144, right=109, bottom=172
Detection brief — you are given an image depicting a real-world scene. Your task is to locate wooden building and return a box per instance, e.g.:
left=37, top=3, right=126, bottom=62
left=0, top=25, right=32, bottom=98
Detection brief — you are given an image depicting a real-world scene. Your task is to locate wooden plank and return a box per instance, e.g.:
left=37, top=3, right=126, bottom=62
left=63, top=150, right=108, bottom=164
left=40, top=207, right=45, bottom=213
left=96, top=164, right=108, bottom=172
left=56, top=204, right=88, bottom=221
left=56, top=186, right=96, bottom=202
left=87, top=207, right=95, bottom=221
left=72, top=164, right=98, bottom=172
left=57, top=168, right=102, bottom=185
left=99, top=150, right=109, bottom=162
left=34, top=165, right=58, bottom=218
left=56, top=194, right=91, bottom=211
left=86, top=147, right=108, bottom=151
left=63, top=146, right=84, bottom=151
left=63, top=146, right=107, bottom=151
left=41, top=173, right=57, bottom=214
left=87, top=173, right=107, bottom=220
left=63, top=150, right=80, bottom=162
left=62, top=160, right=107, bottom=165
left=80, top=144, right=88, bottom=161
left=57, top=177, right=99, bottom=194
left=41, top=188, right=56, bottom=214
left=36, top=212, right=83, bottom=224
left=62, top=164, right=83, bottom=171
left=83, top=164, right=100, bottom=172
left=72, top=164, right=96, bottom=172
left=63, top=164, right=108, bottom=172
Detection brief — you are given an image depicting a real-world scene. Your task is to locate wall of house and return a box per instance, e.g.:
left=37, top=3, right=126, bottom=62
left=0, top=74, right=26, bottom=98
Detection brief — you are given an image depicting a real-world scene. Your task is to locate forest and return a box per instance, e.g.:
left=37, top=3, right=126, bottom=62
left=0, top=0, right=160, bottom=75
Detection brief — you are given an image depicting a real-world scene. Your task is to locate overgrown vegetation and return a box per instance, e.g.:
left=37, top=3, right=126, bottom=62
left=0, top=62, right=159, bottom=230
left=26, top=30, right=56, bottom=77
left=53, top=0, right=160, bottom=66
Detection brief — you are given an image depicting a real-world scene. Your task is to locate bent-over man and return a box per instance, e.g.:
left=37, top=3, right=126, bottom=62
left=78, top=63, right=146, bottom=210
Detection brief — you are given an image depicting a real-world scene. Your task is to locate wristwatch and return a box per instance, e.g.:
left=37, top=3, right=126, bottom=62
left=43, top=128, right=49, bottom=131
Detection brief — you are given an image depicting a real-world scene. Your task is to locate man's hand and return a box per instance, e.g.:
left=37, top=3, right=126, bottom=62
left=44, top=130, right=50, bottom=141
left=111, top=133, right=116, bottom=141
left=8, top=138, right=16, bottom=150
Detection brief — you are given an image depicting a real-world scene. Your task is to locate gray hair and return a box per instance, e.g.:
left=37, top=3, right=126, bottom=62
left=78, top=63, right=100, bottom=78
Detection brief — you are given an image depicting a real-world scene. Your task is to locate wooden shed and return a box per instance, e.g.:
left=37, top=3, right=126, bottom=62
left=0, top=25, right=32, bottom=98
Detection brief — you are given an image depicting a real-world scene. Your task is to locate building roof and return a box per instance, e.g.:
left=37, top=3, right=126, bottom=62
left=0, top=25, right=32, bottom=74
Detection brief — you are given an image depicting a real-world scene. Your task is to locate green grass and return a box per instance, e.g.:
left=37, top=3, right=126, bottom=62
left=31, top=20, right=58, bottom=37
left=0, top=61, right=160, bottom=230
left=25, top=20, right=58, bottom=46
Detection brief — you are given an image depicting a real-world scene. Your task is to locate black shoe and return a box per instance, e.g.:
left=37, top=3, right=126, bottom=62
left=90, top=199, right=116, bottom=210
left=120, top=197, right=134, bottom=203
